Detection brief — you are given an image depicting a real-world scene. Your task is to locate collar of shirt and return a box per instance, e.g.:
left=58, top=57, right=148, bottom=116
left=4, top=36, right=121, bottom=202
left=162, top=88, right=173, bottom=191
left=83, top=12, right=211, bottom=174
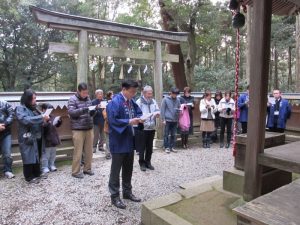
left=121, top=92, right=128, bottom=102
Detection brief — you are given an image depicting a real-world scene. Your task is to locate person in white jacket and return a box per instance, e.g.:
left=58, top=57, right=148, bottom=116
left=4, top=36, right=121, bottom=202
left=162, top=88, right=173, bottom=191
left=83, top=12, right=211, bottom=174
left=199, top=90, right=217, bottom=148
left=218, top=91, right=235, bottom=148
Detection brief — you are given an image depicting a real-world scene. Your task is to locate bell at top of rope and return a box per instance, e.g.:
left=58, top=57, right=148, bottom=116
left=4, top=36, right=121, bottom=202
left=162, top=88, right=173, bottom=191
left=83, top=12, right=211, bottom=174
left=229, top=0, right=246, bottom=29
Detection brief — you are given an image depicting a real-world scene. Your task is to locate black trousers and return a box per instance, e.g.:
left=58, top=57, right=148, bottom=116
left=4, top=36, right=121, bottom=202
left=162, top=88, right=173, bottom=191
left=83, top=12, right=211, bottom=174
left=108, top=152, right=134, bottom=198
left=202, top=132, right=212, bottom=142
left=135, top=130, right=155, bottom=165
left=23, top=163, right=41, bottom=181
left=241, top=122, right=248, bottom=134
left=269, top=127, right=284, bottom=133
left=220, top=117, right=233, bottom=144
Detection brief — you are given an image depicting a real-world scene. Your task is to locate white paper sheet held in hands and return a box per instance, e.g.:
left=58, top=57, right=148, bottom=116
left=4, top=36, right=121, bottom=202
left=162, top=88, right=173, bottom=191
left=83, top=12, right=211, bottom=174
left=88, top=105, right=97, bottom=111
left=43, top=108, right=53, bottom=117
left=140, top=113, right=153, bottom=121
left=53, top=116, right=61, bottom=126
left=99, top=101, right=108, bottom=108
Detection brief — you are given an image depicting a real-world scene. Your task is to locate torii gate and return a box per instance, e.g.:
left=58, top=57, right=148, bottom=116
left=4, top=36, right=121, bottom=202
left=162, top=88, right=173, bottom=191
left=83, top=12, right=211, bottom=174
left=30, top=5, right=188, bottom=138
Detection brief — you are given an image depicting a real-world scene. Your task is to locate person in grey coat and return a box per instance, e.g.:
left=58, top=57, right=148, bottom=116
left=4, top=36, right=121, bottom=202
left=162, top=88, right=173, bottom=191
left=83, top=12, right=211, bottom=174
left=161, top=87, right=181, bottom=153
left=16, top=89, right=49, bottom=183
left=0, top=100, right=15, bottom=178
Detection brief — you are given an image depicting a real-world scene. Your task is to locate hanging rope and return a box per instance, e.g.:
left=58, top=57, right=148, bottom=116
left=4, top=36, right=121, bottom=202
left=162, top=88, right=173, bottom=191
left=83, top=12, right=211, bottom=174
left=233, top=28, right=240, bottom=157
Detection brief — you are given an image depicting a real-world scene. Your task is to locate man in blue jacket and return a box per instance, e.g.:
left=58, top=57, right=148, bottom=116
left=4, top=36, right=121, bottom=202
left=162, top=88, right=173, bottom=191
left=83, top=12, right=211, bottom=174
left=267, top=90, right=291, bottom=133
left=238, top=85, right=250, bottom=134
left=107, top=80, right=143, bottom=209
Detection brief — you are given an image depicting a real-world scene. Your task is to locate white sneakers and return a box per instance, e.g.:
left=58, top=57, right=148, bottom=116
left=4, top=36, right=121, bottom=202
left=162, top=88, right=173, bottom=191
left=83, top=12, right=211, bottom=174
left=165, top=148, right=170, bottom=153
left=165, top=148, right=178, bottom=153
left=4, top=171, right=15, bottom=179
left=50, top=166, right=57, bottom=172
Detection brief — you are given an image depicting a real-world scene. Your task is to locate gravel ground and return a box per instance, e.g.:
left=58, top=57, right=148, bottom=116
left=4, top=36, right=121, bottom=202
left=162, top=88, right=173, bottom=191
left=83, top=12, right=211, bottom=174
left=0, top=144, right=234, bottom=225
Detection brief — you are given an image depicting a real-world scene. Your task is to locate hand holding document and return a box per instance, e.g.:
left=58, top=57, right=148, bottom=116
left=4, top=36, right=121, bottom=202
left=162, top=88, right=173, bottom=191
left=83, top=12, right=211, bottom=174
left=140, top=113, right=153, bottom=121
left=43, top=108, right=53, bottom=117
left=53, top=116, right=61, bottom=126
left=99, top=101, right=108, bottom=108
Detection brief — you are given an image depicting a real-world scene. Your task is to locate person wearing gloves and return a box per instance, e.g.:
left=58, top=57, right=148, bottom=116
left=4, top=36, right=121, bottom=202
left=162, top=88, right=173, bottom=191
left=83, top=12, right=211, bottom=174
left=218, top=91, right=235, bottom=148
left=68, top=83, right=96, bottom=179
left=199, top=90, right=217, bottom=148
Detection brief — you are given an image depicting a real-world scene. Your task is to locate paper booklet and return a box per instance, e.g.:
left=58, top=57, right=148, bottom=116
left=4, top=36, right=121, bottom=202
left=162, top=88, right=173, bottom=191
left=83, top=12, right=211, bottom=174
left=43, top=108, right=53, bottom=117
left=88, top=105, right=97, bottom=111
left=53, top=116, right=61, bottom=126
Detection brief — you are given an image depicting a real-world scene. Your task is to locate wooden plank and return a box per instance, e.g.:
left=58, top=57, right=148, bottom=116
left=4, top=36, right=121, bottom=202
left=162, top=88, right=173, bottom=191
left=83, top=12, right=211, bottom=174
left=234, top=179, right=300, bottom=225
left=258, top=141, right=300, bottom=173
left=49, top=42, right=179, bottom=62
left=243, top=0, right=273, bottom=202
left=30, top=6, right=188, bottom=44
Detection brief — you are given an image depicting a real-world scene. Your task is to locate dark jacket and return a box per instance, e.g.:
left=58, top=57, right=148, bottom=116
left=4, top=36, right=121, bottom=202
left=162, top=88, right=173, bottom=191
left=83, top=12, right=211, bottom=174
left=67, top=93, right=94, bottom=130
left=92, top=99, right=105, bottom=126
left=107, top=93, right=142, bottom=154
left=44, top=116, right=62, bottom=147
left=16, top=105, right=45, bottom=164
left=0, top=100, right=14, bottom=139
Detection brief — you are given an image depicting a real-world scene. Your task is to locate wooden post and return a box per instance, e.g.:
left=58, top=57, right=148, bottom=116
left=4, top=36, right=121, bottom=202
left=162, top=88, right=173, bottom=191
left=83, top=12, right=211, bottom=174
left=296, top=15, right=300, bottom=92
left=243, top=0, right=272, bottom=202
left=77, top=29, right=89, bottom=85
left=245, top=6, right=252, bottom=83
left=154, top=40, right=163, bottom=139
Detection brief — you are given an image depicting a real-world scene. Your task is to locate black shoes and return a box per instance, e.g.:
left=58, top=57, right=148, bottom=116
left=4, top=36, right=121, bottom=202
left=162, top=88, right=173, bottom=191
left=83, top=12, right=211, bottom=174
left=146, top=163, right=155, bottom=170
left=123, top=193, right=141, bottom=202
left=220, top=143, right=224, bottom=148
left=111, top=196, right=126, bottom=209
left=225, top=143, right=230, bottom=148
left=140, top=164, right=146, bottom=171
left=83, top=170, right=95, bottom=176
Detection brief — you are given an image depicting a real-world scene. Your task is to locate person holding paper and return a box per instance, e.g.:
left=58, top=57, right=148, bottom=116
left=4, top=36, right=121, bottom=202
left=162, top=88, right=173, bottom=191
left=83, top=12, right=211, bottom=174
left=16, top=89, right=50, bottom=183
left=40, top=103, right=62, bottom=174
left=92, top=89, right=105, bottom=152
left=267, top=89, right=291, bottom=133
left=179, top=87, right=195, bottom=149
left=68, top=83, right=96, bottom=179
left=218, top=91, right=235, bottom=148
left=238, top=85, right=250, bottom=134
left=136, top=85, right=160, bottom=171
left=106, top=80, right=143, bottom=209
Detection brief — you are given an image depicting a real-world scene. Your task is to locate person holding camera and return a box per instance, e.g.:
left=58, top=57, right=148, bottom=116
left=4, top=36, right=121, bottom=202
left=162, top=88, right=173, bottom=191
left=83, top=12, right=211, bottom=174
left=218, top=91, right=235, bottom=148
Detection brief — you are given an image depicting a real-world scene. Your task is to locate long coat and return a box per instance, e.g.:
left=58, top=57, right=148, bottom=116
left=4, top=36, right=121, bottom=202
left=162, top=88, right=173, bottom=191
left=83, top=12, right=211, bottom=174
left=16, top=105, right=44, bottom=164
left=107, top=93, right=142, bottom=154
left=238, top=94, right=249, bottom=123
left=267, top=98, right=291, bottom=129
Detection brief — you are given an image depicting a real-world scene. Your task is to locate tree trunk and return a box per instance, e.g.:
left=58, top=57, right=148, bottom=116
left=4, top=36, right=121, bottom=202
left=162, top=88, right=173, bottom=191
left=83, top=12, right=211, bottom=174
left=274, top=46, right=279, bottom=90
left=288, top=46, right=292, bottom=89
left=296, top=15, right=300, bottom=92
left=185, top=31, right=196, bottom=88
left=159, top=0, right=187, bottom=90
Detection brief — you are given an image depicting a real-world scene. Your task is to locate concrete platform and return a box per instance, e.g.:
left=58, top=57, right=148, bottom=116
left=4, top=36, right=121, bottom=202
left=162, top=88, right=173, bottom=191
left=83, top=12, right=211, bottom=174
left=141, top=176, right=241, bottom=225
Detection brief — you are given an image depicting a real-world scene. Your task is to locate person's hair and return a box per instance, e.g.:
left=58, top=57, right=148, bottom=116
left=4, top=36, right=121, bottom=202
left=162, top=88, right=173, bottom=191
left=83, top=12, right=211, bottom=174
left=204, top=90, right=211, bottom=98
left=215, top=91, right=223, bottom=99
left=21, top=89, right=36, bottom=108
left=106, top=91, right=113, bottom=100
left=170, top=87, right=180, bottom=94
left=183, top=87, right=191, bottom=94
left=143, top=85, right=153, bottom=93
left=273, top=89, right=281, bottom=93
left=95, top=89, right=103, bottom=95
left=224, top=91, right=232, bottom=97
left=78, top=82, right=88, bottom=92
left=40, top=103, right=54, bottom=111
left=121, top=80, right=139, bottom=89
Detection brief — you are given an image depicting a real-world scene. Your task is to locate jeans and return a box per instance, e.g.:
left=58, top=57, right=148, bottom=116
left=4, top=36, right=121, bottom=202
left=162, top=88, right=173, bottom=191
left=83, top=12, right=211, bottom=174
left=164, top=122, right=177, bottom=149
left=108, top=152, right=134, bottom=197
left=41, top=147, right=56, bottom=171
left=0, top=134, right=13, bottom=173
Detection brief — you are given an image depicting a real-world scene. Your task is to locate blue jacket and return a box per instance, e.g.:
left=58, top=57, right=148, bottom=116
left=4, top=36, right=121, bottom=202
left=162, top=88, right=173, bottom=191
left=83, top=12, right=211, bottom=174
left=107, top=93, right=142, bottom=154
left=238, top=94, right=249, bottom=123
left=267, top=98, right=291, bottom=129
left=92, top=99, right=105, bottom=126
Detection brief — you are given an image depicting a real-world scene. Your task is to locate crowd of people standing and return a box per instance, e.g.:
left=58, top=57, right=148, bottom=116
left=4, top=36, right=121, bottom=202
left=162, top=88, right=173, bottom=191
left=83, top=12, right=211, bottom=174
left=0, top=80, right=292, bottom=209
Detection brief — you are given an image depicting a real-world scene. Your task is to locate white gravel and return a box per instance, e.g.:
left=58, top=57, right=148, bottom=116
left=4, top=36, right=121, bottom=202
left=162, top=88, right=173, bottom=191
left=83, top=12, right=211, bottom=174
left=0, top=144, right=234, bottom=225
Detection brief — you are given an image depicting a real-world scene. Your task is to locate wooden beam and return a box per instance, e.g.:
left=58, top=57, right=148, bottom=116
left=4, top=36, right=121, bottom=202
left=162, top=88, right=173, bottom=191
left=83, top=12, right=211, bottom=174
left=77, top=30, right=88, bottom=85
left=48, top=42, right=179, bottom=62
left=30, top=6, right=188, bottom=44
left=243, top=0, right=273, bottom=202
left=154, top=40, right=163, bottom=139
